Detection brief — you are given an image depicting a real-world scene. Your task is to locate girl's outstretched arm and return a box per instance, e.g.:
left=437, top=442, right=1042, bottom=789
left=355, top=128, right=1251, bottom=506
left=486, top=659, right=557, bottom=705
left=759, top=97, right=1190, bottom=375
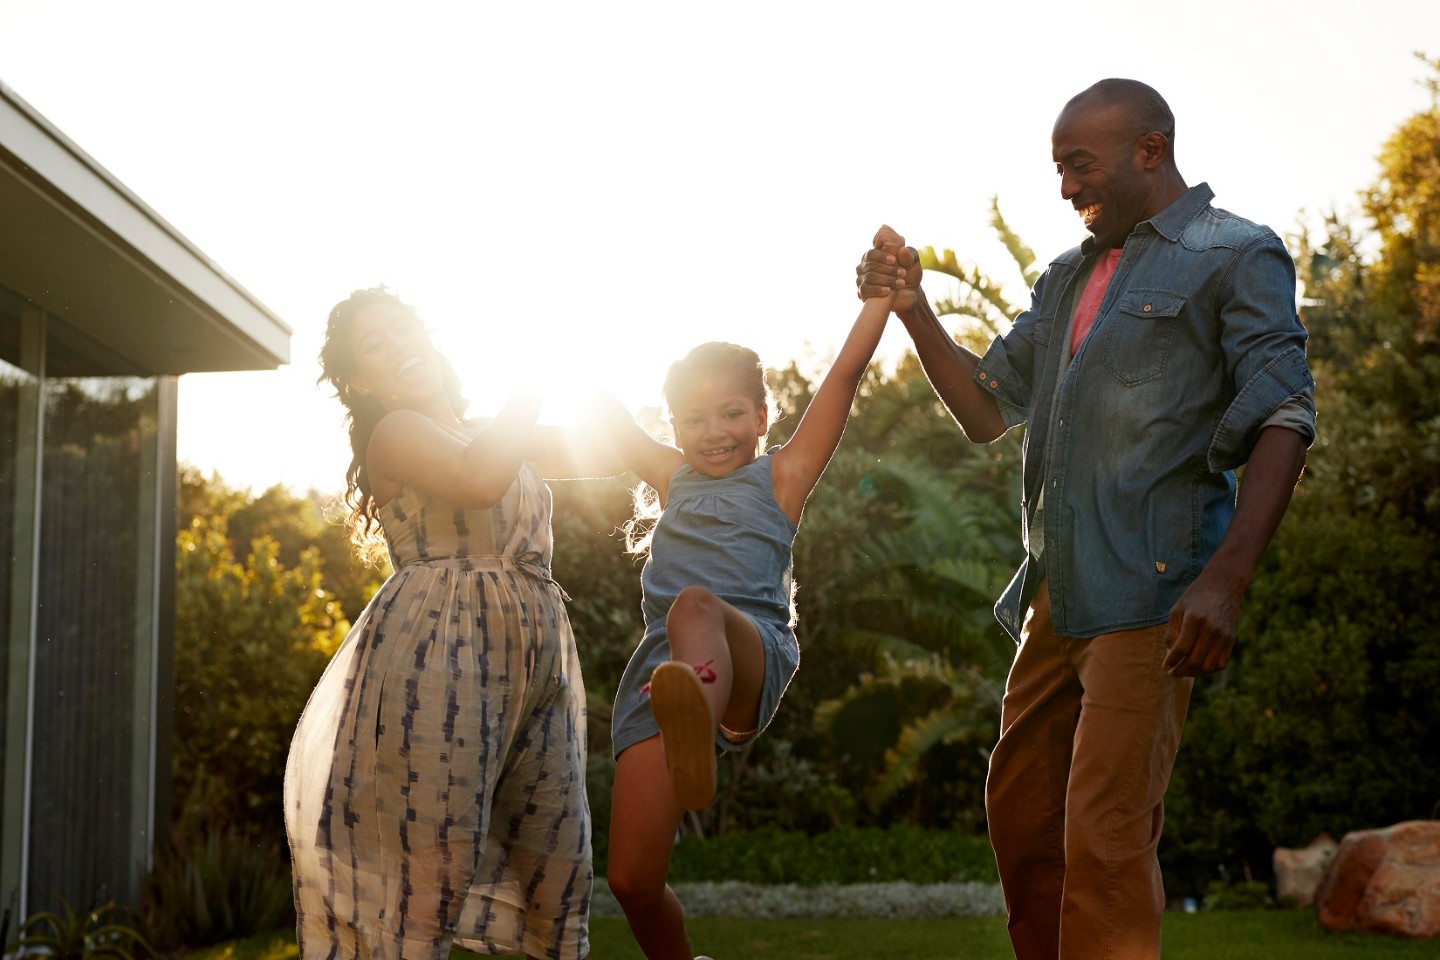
left=584, top=390, right=686, bottom=504
left=771, top=225, right=904, bottom=521
left=527, top=414, right=636, bottom=480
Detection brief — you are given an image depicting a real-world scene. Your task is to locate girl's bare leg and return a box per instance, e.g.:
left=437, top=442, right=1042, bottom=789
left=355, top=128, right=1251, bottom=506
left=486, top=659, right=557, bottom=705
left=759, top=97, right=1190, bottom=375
left=663, top=585, right=765, bottom=736
left=649, top=586, right=766, bottom=808
left=607, top=737, right=692, bottom=960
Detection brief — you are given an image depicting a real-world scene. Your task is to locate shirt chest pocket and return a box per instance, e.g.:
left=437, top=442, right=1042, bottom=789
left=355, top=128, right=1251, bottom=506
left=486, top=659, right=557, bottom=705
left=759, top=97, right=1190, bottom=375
left=1102, top=290, right=1187, bottom=386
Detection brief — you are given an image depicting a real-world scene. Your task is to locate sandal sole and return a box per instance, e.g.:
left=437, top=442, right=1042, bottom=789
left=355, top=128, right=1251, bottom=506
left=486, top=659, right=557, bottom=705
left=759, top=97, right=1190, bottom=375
left=649, top=661, right=718, bottom=810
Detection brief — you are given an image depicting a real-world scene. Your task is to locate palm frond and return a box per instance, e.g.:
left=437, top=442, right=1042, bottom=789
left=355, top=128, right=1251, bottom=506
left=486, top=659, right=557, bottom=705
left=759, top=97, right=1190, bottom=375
left=829, top=625, right=936, bottom=665
left=869, top=707, right=972, bottom=806
left=919, top=247, right=1015, bottom=332
left=989, top=196, right=1040, bottom=287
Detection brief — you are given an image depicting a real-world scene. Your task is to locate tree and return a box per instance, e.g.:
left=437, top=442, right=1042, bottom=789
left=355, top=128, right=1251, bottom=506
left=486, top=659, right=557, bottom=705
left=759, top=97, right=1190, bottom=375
left=771, top=205, right=1032, bottom=830
left=547, top=474, right=648, bottom=845
left=171, top=477, right=358, bottom=844
left=920, top=195, right=1038, bottom=351
left=1162, top=56, right=1440, bottom=894
left=179, top=467, right=383, bottom=622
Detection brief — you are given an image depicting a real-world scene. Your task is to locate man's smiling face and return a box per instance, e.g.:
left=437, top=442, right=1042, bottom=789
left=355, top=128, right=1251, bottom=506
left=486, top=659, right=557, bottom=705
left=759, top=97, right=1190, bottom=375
left=1052, top=100, right=1155, bottom=250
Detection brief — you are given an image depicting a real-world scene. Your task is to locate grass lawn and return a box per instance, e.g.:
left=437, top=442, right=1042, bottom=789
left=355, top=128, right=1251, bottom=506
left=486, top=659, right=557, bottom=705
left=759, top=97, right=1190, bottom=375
left=192, top=911, right=1440, bottom=960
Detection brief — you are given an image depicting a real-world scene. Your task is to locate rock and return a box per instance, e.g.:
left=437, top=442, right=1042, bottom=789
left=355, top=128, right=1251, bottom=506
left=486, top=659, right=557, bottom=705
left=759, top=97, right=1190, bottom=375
left=1274, top=833, right=1338, bottom=906
left=1315, top=820, right=1440, bottom=938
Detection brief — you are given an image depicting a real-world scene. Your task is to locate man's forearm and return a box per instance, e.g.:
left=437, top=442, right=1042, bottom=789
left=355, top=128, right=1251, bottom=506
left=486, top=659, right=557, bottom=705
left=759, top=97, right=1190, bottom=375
left=897, top=292, right=1008, bottom=443
left=1204, top=425, right=1309, bottom=591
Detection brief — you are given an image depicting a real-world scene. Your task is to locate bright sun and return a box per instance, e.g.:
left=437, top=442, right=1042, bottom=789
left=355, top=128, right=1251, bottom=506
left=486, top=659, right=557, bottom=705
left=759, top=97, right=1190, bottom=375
left=434, top=311, right=666, bottom=428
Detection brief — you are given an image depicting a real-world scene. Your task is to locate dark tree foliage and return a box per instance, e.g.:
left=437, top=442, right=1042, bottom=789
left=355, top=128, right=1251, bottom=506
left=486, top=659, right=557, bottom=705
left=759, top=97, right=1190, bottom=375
left=1162, top=56, right=1440, bottom=896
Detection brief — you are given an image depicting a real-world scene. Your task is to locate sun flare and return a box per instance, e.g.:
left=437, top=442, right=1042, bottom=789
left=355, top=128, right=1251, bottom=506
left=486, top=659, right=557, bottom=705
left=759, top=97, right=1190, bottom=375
left=436, top=315, right=664, bottom=429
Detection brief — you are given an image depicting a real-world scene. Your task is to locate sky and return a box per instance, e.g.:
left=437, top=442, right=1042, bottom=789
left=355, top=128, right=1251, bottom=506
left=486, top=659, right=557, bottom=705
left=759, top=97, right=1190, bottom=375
left=2, top=0, right=1436, bottom=493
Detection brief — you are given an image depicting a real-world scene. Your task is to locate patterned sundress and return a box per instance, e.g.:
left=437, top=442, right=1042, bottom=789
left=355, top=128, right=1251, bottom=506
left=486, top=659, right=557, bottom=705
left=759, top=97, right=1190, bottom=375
left=285, top=460, right=591, bottom=960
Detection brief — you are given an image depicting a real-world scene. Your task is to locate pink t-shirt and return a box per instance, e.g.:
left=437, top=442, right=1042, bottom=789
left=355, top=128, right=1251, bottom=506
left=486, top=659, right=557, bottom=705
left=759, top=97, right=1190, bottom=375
left=1070, top=247, right=1123, bottom=354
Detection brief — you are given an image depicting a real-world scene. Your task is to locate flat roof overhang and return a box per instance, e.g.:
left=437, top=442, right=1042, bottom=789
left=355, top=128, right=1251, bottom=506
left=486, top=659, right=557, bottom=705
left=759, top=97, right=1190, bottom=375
left=0, top=80, right=289, bottom=375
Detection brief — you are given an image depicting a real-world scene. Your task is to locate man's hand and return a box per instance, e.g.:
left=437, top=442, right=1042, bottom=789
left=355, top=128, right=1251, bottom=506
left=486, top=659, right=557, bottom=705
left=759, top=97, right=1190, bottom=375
left=856, top=224, right=923, bottom=317
left=1163, top=427, right=1307, bottom=678
left=1162, top=567, right=1246, bottom=677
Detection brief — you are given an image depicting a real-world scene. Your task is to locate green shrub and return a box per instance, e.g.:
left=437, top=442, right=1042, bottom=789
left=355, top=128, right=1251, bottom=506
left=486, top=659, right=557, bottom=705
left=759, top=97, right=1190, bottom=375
left=1203, top=880, right=1273, bottom=911
left=172, top=520, right=344, bottom=844
left=591, top=879, right=1006, bottom=920
left=141, top=831, right=293, bottom=949
left=6, top=901, right=153, bottom=960
left=664, top=827, right=998, bottom=886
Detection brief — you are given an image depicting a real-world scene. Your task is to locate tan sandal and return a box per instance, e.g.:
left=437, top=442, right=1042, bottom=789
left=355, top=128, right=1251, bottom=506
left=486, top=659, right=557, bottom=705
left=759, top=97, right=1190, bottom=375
left=648, top=660, right=718, bottom=810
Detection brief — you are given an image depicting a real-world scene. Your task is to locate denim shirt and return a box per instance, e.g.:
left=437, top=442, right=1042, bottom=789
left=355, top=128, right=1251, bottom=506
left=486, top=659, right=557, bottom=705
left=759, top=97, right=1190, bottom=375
left=976, top=183, right=1315, bottom=642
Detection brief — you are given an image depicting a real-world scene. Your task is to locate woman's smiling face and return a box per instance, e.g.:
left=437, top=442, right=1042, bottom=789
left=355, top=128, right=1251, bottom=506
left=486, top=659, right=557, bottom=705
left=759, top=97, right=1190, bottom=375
left=346, top=301, right=446, bottom=412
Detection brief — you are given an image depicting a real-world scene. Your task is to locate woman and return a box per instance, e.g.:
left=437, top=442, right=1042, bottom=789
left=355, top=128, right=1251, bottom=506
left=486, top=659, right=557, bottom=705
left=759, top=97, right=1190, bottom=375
left=285, top=287, right=613, bottom=960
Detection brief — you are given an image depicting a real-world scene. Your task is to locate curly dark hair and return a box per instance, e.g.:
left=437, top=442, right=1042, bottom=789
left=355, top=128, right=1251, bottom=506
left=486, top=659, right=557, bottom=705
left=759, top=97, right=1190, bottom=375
left=317, top=286, right=467, bottom=561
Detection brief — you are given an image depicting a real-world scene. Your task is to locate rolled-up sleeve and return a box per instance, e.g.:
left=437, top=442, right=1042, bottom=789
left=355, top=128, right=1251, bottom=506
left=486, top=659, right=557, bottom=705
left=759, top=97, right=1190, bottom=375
left=975, top=334, right=1031, bottom=430
left=973, top=271, right=1064, bottom=431
left=1207, top=237, right=1316, bottom=471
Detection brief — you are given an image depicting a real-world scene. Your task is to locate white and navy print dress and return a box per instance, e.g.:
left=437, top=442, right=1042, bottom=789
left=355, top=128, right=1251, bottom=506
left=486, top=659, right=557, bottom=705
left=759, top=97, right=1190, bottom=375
left=285, top=460, right=591, bottom=960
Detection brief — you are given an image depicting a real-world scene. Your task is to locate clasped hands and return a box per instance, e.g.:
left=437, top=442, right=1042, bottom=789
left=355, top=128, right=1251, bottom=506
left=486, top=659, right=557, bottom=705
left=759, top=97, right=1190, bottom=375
left=855, top=224, right=923, bottom=315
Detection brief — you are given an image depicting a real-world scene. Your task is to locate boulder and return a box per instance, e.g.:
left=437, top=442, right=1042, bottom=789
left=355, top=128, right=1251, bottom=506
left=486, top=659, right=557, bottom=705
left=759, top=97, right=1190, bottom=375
left=1274, top=832, right=1338, bottom=906
left=1315, top=820, right=1440, bottom=938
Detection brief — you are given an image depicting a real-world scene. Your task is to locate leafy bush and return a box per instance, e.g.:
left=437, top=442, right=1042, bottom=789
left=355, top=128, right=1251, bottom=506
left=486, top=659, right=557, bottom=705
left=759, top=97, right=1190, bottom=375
left=664, top=827, right=998, bottom=886
left=141, top=831, right=293, bottom=949
left=172, top=517, right=346, bottom=842
left=591, top=879, right=1006, bottom=920
left=1162, top=69, right=1440, bottom=895
left=714, top=736, right=860, bottom=834
left=7, top=901, right=153, bottom=960
left=1202, top=880, right=1273, bottom=912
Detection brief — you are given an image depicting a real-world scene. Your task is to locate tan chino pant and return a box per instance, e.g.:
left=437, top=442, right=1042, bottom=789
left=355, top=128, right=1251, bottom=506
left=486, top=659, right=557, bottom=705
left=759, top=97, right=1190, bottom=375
left=985, top=581, right=1193, bottom=960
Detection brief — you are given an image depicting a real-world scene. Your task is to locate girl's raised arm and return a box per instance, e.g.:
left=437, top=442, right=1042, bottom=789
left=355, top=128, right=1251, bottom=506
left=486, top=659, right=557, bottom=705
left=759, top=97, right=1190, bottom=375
left=770, top=225, right=904, bottom=522
left=526, top=416, right=636, bottom=481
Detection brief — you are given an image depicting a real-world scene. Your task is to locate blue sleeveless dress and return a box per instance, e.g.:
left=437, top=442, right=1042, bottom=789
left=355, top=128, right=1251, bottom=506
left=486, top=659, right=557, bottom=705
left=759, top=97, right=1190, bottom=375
left=611, top=452, right=801, bottom=758
left=285, top=460, right=590, bottom=960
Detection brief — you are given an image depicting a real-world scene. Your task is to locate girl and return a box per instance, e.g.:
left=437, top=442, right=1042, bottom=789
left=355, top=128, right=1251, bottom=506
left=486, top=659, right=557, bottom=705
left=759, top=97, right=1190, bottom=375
left=601, top=227, right=906, bottom=960
left=285, top=287, right=621, bottom=960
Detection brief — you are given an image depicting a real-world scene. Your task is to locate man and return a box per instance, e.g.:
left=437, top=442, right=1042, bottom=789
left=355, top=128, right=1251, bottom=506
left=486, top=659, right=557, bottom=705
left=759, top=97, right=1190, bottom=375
left=858, top=78, right=1314, bottom=959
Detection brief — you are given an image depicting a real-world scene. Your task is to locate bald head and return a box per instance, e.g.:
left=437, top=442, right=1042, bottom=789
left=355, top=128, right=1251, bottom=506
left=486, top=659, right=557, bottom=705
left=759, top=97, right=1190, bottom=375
left=1050, top=78, right=1188, bottom=247
left=1062, top=78, right=1176, bottom=149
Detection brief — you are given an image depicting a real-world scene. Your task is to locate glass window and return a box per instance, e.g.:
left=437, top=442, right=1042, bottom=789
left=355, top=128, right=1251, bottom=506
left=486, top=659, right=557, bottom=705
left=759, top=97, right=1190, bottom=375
left=0, top=284, right=41, bottom=912
left=24, top=313, right=161, bottom=911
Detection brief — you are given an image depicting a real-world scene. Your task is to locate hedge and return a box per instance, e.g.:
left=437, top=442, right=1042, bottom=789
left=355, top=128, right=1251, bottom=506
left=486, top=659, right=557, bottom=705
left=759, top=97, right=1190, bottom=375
left=655, top=826, right=999, bottom=886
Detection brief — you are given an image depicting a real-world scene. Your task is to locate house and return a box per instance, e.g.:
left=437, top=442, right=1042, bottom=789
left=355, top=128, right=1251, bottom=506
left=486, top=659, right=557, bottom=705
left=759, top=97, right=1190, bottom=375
left=0, top=80, right=289, bottom=924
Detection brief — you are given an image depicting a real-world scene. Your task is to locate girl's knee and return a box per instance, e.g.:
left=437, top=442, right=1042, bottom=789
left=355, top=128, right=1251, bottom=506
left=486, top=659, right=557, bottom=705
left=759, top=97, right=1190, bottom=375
left=671, top=584, right=719, bottom=613
left=606, top=859, right=667, bottom=912
left=667, top=585, right=721, bottom=628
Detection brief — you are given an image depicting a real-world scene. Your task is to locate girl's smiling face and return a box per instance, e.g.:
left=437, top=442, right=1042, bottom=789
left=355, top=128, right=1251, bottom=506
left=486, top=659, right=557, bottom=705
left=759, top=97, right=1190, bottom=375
left=669, top=371, right=768, bottom=478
